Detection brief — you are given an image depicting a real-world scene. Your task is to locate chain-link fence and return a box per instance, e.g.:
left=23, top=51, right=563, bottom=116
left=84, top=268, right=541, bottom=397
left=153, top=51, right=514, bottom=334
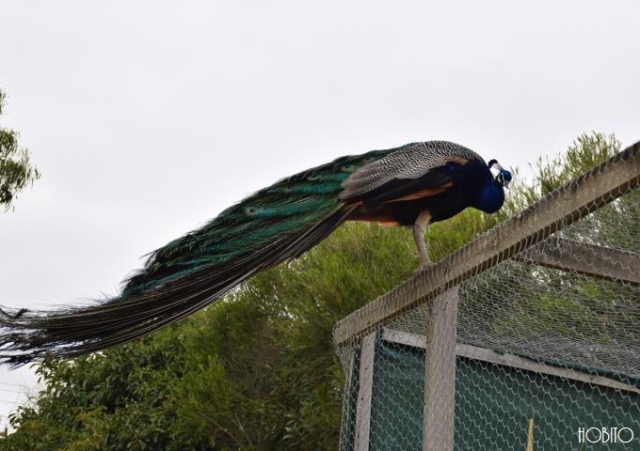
left=334, top=143, right=640, bottom=450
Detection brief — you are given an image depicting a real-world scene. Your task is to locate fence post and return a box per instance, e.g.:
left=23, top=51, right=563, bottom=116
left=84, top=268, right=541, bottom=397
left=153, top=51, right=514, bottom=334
left=423, top=287, right=459, bottom=451
left=354, top=332, right=376, bottom=451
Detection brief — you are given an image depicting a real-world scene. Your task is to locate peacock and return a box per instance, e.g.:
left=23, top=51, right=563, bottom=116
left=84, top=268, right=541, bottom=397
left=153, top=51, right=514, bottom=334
left=0, top=141, right=511, bottom=365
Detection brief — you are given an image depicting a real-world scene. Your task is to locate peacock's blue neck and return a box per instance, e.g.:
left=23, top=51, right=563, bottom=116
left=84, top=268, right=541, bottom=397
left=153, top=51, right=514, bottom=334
left=475, top=181, right=505, bottom=213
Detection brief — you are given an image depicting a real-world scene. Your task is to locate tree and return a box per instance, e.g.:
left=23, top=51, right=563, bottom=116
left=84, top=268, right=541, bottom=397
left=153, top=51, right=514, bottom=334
left=0, top=89, right=40, bottom=210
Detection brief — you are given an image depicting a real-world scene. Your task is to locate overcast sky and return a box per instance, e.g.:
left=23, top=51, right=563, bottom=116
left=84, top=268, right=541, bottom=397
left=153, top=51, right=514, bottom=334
left=1, top=1, right=639, bottom=429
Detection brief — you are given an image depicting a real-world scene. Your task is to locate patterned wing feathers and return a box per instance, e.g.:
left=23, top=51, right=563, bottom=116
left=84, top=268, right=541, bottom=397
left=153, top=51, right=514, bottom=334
left=339, top=141, right=483, bottom=201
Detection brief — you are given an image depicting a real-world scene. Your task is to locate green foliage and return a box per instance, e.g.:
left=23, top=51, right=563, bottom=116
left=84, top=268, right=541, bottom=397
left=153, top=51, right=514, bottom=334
left=0, top=131, right=626, bottom=450
left=0, top=89, right=40, bottom=210
left=2, top=324, right=189, bottom=450
left=172, top=223, right=418, bottom=450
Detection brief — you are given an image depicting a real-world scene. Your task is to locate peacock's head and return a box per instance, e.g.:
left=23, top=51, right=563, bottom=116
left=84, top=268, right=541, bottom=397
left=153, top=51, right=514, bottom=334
left=487, top=159, right=512, bottom=188
left=475, top=159, right=512, bottom=214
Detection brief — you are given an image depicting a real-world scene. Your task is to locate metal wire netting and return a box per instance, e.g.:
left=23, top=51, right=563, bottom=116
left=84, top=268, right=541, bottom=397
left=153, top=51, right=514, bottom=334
left=334, top=144, right=640, bottom=450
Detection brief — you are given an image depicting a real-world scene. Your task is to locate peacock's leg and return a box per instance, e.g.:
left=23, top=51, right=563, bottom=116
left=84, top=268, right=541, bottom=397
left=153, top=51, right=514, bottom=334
left=412, top=210, right=432, bottom=271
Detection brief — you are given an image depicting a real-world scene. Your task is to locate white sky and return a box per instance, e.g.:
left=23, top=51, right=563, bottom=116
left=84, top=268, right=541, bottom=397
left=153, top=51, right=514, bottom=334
left=1, top=1, right=639, bottom=430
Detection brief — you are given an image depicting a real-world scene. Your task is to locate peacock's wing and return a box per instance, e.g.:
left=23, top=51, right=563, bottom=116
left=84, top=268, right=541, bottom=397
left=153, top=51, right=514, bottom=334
left=339, top=141, right=484, bottom=204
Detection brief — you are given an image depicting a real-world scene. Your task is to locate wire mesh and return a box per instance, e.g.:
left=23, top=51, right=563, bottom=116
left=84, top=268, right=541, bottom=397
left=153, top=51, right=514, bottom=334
left=334, top=144, right=640, bottom=450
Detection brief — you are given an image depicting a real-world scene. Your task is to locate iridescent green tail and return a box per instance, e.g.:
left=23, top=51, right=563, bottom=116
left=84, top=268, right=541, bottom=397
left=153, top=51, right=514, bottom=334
left=0, top=147, right=393, bottom=365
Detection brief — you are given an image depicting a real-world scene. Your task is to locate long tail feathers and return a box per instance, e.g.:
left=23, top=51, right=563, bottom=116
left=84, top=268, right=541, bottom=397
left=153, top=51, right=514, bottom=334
left=0, top=149, right=390, bottom=365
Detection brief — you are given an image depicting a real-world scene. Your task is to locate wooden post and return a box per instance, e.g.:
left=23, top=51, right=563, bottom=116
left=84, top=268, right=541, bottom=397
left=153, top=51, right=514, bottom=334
left=423, top=287, right=459, bottom=451
left=354, top=332, right=376, bottom=451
